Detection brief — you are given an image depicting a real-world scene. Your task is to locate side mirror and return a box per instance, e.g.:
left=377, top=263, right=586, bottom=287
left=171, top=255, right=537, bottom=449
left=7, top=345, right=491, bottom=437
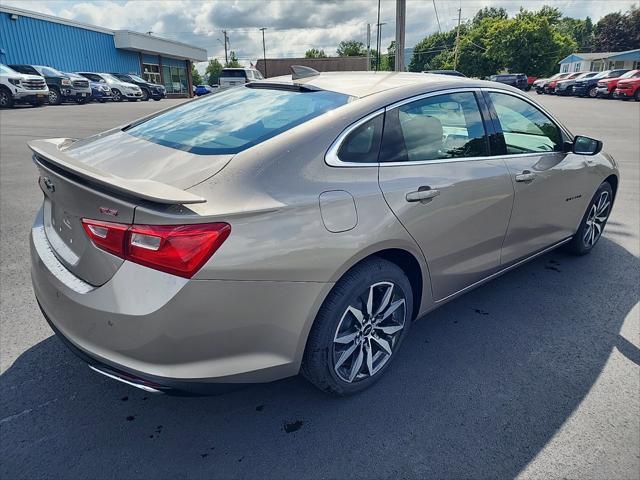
left=572, top=135, right=602, bottom=155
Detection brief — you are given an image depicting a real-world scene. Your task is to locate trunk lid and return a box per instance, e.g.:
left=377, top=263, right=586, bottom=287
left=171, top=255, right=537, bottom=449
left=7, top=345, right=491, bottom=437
left=31, top=133, right=232, bottom=286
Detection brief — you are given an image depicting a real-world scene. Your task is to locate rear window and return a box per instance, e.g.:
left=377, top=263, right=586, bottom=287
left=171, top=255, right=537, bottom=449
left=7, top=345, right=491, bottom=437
left=221, top=70, right=247, bottom=78
left=125, top=86, right=351, bottom=154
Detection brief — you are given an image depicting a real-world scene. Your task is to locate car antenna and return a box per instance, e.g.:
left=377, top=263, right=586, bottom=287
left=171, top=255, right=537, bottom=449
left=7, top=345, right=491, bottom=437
left=291, top=65, right=320, bottom=81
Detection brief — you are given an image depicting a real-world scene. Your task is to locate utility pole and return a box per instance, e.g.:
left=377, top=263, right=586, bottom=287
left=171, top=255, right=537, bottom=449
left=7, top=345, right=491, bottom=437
left=259, top=27, right=267, bottom=77
left=366, top=23, right=371, bottom=71
left=376, top=22, right=386, bottom=71
left=222, top=30, right=229, bottom=66
left=394, top=0, right=406, bottom=71
left=453, top=7, right=461, bottom=70
left=375, top=0, right=381, bottom=71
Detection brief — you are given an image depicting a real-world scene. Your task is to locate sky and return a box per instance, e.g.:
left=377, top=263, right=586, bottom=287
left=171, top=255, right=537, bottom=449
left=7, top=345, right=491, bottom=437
left=4, top=0, right=637, bottom=68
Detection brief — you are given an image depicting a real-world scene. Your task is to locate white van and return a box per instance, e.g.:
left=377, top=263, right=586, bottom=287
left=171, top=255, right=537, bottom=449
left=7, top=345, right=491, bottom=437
left=219, top=68, right=264, bottom=88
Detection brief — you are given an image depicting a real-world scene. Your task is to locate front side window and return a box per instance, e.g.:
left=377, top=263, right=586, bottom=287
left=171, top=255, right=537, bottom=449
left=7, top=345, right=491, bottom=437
left=125, top=86, right=351, bottom=154
left=380, top=92, right=488, bottom=163
left=488, top=92, right=562, bottom=154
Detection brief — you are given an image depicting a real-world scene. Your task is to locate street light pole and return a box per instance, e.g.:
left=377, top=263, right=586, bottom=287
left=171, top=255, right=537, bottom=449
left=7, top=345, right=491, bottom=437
left=259, top=27, right=267, bottom=78
left=222, top=30, right=229, bottom=66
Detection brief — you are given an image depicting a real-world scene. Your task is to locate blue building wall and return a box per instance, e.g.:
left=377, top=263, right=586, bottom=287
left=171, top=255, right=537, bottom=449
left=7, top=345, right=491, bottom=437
left=0, top=11, right=140, bottom=73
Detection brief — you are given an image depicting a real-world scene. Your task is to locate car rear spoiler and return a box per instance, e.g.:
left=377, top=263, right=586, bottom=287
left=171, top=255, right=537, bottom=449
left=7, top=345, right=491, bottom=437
left=28, top=138, right=206, bottom=205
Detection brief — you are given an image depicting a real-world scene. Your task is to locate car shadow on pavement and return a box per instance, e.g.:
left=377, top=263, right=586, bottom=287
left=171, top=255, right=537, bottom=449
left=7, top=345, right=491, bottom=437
left=1, top=237, right=638, bottom=479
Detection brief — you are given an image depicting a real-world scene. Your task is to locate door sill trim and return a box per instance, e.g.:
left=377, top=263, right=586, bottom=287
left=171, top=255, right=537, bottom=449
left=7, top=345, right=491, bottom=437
left=435, top=237, right=572, bottom=304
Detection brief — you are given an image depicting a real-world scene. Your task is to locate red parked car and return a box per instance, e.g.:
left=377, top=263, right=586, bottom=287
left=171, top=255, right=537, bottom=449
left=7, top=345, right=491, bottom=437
left=613, top=72, right=640, bottom=101
left=545, top=72, right=582, bottom=94
left=597, top=69, right=640, bottom=98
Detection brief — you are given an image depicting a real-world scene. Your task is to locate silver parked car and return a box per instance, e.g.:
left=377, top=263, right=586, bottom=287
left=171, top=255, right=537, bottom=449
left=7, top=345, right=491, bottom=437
left=30, top=71, right=618, bottom=396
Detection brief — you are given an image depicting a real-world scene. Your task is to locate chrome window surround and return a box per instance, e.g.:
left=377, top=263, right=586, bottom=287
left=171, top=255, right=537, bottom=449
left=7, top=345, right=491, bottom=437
left=325, top=87, right=573, bottom=168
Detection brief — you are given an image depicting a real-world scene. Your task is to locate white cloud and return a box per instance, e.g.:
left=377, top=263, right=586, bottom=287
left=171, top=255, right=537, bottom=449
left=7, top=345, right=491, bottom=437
left=4, top=0, right=637, bottom=68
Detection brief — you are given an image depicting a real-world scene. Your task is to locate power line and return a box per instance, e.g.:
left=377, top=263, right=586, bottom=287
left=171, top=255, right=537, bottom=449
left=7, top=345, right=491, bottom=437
left=432, top=0, right=442, bottom=34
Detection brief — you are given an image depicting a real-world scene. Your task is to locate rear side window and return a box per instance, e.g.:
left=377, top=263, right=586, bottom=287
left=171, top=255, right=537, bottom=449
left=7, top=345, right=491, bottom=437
left=125, top=86, right=351, bottom=154
left=488, top=92, right=561, bottom=154
left=221, top=70, right=246, bottom=78
left=380, top=92, right=488, bottom=163
left=337, top=114, right=384, bottom=163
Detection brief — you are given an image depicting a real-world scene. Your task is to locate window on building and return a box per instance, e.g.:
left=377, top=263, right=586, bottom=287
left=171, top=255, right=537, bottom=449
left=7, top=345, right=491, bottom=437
left=142, top=63, right=161, bottom=84
left=634, top=61, right=640, bottom=69
left=613, top=61, right=625, bottom=69
left=562, top=64, right=569, bottom=73
left=162, top=65, right=188, bottom=94
left=573, top=62, right=581, bottom=72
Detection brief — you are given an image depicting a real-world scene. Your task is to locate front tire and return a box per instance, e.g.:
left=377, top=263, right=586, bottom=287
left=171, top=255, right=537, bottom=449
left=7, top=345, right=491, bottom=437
left=141, top=89, right=149, bottom=101
left=634, top=90, right=640, bottom=102
left=564, top=181, right=613, bottom=255
left=48, top=87, right=62, bottom=105
left=302, top=258, right=413, bottom=396
left=111, top=89, right=123, bottom=102
left=587, top=86, right=598, bottom=98
left=0, top=87, right=14, bottom=108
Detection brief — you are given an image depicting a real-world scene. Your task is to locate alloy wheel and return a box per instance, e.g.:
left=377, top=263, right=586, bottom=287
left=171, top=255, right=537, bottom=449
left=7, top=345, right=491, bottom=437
left=583, top=190, right=610, bottom=248
left=0, top=90, right=9, bottom=106
left=112, top=89, right=122, bottom=102
left=48, top=89, right=58, bottom=104
left=332, top=281, right=406, bottom=383
left=588, top=87, right=598, bottom=98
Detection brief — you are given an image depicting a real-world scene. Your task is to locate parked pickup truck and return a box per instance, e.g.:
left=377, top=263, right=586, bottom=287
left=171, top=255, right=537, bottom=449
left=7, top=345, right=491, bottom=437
left=573, top=69, right=629, bottom=98
left=9, top=64, right=91, bottom=105
left=110, top=73, right=166, bottom=101
left=0, top=63, right=48, bottom=108
left=613, top=73, right=640, bottom=101
left=596, top=69, right=639, bottom=98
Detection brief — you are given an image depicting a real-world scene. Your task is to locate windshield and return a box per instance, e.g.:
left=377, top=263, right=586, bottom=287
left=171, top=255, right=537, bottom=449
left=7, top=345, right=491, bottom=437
left=36, top=66, right=65, bottom=77
left=101, top=74, right=122, bottom=84
left=0, top=64, right=17, bottom=75
left=619, top=70, right=639, bottom=79
left=593, top=70, right=612, bottom=79
left=126, top=86, right=351, bottom=155
left=128, top=74, right=146, bottom=82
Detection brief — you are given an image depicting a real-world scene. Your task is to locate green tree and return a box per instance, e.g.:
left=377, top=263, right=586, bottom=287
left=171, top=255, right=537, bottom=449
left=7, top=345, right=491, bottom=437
left=593, top=8, right=639, bottom=51
left=205, top=58, right=223, bottom=85
left=337, top=40, right=365, bottom=56
left=191, top=64, right=203, bottom=85
left=486, top=12, right=576, bottom=77
left=226, top=51, right=242, bottom=68
left=305, top=48, right=327, bottom=58
left=386, top=41, right=396, bottom=71
left=408, top=29, right=458, bottom=72
left=473, top=6, right=507, bottom=25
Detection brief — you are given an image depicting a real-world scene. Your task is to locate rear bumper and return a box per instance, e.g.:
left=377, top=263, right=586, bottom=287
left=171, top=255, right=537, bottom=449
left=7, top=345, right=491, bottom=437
left=30, top=206, right=331, bottom=392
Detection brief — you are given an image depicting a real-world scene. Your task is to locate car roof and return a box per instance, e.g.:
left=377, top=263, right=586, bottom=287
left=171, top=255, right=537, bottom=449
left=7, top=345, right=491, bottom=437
left=264, top=71, right=494, bottom=98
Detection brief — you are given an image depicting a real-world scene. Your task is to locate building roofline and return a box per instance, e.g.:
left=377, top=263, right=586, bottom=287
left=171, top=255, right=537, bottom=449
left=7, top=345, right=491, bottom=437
left=0, top=5, right=114, bottom=34
left=1, top=5, right=207, bottom=60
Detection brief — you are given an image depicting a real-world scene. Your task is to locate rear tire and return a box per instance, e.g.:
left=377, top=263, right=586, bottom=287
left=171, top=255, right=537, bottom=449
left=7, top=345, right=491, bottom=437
left=563, top=181, right=613, bottom=256
left=634, top=90, right=640, bottom=102
left=0, top=86, right=14, bottom=108
left=141, top=89, right=149, bottom=101
left=302, top=258, right=413, bottom=396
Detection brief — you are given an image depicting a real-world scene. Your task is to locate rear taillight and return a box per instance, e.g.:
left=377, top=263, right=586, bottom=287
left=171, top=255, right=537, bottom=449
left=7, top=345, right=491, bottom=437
left=81, top=219, right=231, bottom=278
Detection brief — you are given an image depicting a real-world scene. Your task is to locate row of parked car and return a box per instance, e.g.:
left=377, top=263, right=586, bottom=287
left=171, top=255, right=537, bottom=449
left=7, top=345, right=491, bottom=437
left=532, top=69, right=640, bottom=100
left=0, top=63, right=167, bottom=108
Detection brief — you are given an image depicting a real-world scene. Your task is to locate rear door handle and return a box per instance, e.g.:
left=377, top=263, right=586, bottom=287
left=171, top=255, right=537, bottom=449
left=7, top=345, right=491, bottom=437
left=406, top=188, right=440, bottom=203
left=515, top=170, right=536, bottom=182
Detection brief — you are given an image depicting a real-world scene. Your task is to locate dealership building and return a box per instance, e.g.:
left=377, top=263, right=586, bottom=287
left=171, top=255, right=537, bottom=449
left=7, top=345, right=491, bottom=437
left=0, top=5, right=207, bottom=97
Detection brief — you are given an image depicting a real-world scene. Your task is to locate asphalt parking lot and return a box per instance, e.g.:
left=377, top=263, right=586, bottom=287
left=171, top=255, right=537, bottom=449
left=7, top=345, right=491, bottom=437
left=1, top=94, right=638, bottom=479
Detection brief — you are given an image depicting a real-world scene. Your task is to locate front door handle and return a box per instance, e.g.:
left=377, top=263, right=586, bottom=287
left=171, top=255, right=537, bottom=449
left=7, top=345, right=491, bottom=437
left=515, top=170, right=536, bottom=182
left=406, top=187, right=440, bottom=203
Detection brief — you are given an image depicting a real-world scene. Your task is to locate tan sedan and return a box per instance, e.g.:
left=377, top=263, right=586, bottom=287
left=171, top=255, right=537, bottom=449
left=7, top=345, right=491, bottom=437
left=29, top=70, right=618, bottom=395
